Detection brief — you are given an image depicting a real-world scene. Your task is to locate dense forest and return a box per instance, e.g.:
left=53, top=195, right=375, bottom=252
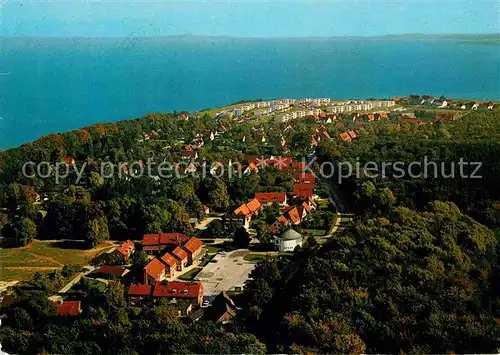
left=1, top=103, right=499, bottom=353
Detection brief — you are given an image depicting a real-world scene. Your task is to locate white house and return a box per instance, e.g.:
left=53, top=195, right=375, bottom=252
left=273, top=228, right=303, bottom=252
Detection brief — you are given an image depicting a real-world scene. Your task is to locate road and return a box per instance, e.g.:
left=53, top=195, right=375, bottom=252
left=57, top=265, right=95, bottom=294
left=319, top=177, right=355, bottom=238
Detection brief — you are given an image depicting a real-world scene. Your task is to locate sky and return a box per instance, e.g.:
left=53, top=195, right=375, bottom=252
left=1, top=0, right=499, bottom=38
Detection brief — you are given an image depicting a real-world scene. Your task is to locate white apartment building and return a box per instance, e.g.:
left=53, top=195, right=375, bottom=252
left=255, top=101, right=271, bottom=108
left=272, top=103, right=290, bottom=111
left=254, top=108, right=272, bottom=116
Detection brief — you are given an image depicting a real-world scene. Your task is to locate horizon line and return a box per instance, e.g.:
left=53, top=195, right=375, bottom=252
left=2, top=33, right=499, bottom=40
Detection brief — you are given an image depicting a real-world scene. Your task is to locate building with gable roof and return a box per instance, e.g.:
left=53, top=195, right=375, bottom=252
left=181, top=237, right=203, bottom=265
left=144, top=258, right=167, bottom=285
left=273, top=228, right=303, bottom=252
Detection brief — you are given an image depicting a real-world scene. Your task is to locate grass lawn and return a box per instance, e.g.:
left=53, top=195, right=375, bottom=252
left=243, top=253, right=267, bottom=262
left=178, top=267, right=203, bottom=281
left=0, top=240, right=114, bottom=282
left=302, top=229, right=328, bottom=236
left=204, top=244, right=222, bottom=254
left=243, top=252, right=293, bottom=263
left=199, top=254, right=215, bottom=267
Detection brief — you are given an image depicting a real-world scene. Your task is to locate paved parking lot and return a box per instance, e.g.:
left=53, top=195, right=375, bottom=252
left=196, top=249, right=256, bottom=296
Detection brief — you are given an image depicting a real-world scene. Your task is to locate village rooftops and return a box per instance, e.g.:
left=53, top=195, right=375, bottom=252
left=128, top=283, right=153, bottom=297
left=152, top=281, right=203, bottom=298
left=339, top=132, right=351, bottom=142
left=254, top=192, right=287, bottom=204
left=56, top=300, right=81, bottom=316
left=182, top=237, right=203, bottom=255
left=287, top=207, right=302, bottom=225
left=171, top=246, right=188, bottom=261
left=142, top=233, right=191, bottom=250
left=116, top=240, right=135, bottom=257
left=234, top=198, right=262, bottom=216
left=293, top=183, right=314, bottom=199
left=144, top=258, right=166, bottom=280
left=160, top=252, right=178, bottom=269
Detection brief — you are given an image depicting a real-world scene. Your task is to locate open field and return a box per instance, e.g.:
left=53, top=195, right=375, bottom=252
left=0, top=240, right=114, bottom=282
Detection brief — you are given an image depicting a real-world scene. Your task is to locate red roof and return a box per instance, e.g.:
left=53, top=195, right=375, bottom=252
left=143, top=234, right=160, bottom=246
left=293, top=183, right=314, bottom=199
left=63, top=157, right=75, bottom=166
left=335, top=122, right=345, bottom=128
left=183, top=237, right=203, bottom=255
left=144, top=258, right=166, bottom=280
left=56, top=301, right=81, bottom=316
left=235, top=198, right=262, bottom=216
left=290, top=161, right=306, bottom=169
left=142, top=233, right=190, bottom=249
left=128, top=283, right=152, bottom=296
left=339, top=132, right=352, bottom=142
left=116, top=240, right=135, bottom=257
left=171, top=246, right=188, bottom=261
left=254, top=192, right=287, bottom=204
left=152, top=281, right=203, bottom=299
left=159, top=233, right=190, bottom=246
left=296, top=173, right=315, bottom=184
left=246, top=198, right=262, bottom=213
left=277, top=215, right=289, bottom=225
left=161, top=252, right=178, bottom=268
left=347, top=130, right=357, bottom=139
left=288, top=207, right=301, bottom=225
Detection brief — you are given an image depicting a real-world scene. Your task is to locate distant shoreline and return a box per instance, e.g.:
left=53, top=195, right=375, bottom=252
left=2, top=33, right=499, bottom=41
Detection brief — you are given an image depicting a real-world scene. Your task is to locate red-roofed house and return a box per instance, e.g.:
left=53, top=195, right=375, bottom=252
left=159, top=233, right=191, bottom=248
left=152, top=281, right=203, bottom=310
left=142, top=233, right=191, bottom=253
left=234, top=198, right=262, bottom=229
left=368, top=114, right=375, bottom=121
left=171, top=246, right=189, bottom=271
left=254, top=192, right=287, bottom=206
left=347, top=130, right=357, bottom=140
left=181, top=146, right=198, bottom=160
left=63, top=157, right=76, bottom=167
left=113, top=240, right=135, bottom=261
left=160, top=252, right=179, bottom=278
left=379, top=112, right=388, bottom=119
left=335, top=122, right=345, bottom=128
left=277, top=215, right=289, bottom=226
left=296, top=172, right=315, bottom=184
left=287, top=207, right=302, bottom=225
left=56, top=300, right=81, bottom=316
left=142, top=234, right=160, bottom=252
left=339, top=132, right=352, bottom=142
left=182, top=237, right=203, bottom=265
left=144, top=258, right=166, bottom=285
left=293, top=183, right=314, bottom=199
left=128, top=284, right=152, bottom=304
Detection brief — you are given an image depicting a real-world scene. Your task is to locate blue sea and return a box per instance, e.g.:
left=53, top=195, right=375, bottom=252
left=1, top=36, right=499, bottom=150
